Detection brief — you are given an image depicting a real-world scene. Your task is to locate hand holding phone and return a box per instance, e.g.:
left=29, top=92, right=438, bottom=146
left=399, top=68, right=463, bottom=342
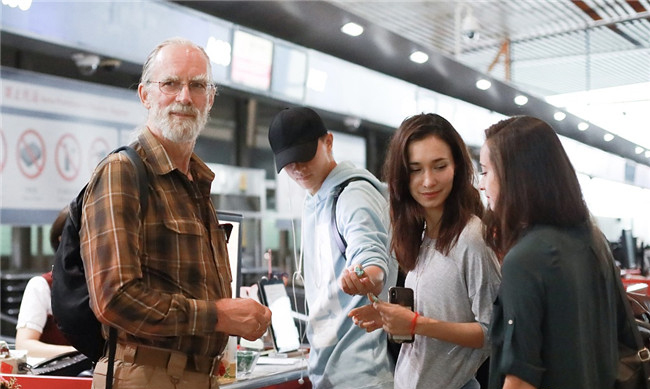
left=387, top=286, right=415, bottom=343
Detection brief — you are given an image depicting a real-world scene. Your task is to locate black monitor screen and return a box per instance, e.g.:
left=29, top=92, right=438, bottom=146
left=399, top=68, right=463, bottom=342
left=217, top=211, right=242, bottom=298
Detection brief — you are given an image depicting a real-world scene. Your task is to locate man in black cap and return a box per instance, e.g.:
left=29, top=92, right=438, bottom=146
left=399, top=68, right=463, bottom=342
left=268, top=106, right=397, bottom=389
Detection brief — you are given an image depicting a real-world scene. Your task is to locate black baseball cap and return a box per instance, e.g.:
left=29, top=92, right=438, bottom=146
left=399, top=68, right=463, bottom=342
left=268, top=107, right=327, bottom=173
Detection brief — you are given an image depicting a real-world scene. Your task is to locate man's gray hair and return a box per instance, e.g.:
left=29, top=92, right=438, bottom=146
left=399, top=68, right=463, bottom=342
left=140, top=37, right=214, bottom=85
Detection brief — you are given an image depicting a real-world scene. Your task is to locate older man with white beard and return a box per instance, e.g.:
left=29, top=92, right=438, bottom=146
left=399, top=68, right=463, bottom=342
left=79, top=38, right=271, bottom=389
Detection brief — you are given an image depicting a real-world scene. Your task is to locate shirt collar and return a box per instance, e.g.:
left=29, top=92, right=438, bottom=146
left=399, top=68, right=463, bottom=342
left=137, top=128, right=215, bottom=192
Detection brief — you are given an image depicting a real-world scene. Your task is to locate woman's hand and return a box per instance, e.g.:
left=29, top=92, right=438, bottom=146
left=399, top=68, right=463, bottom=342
left=373, top=298, right=417, bottom=337
left=348, top=295, right=383, bottom=332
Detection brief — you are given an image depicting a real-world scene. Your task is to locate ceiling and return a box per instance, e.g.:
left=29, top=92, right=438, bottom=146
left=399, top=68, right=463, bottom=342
left=177, top=0, right=650, bottom=158
left=330, top=0, right=650, bottom=97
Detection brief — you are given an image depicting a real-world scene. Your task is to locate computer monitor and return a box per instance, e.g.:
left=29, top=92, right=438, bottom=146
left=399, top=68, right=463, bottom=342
left=217, top=211, right=242, bottom=298
left=621, top=229, right=636, bottom=270
left=257, top=277, right=301, bottom=353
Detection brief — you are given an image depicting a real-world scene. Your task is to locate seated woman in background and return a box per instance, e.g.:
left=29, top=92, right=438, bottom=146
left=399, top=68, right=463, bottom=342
left=479, top=116, right=620, bottom=389
left=15, top=207, right=77, bottom=358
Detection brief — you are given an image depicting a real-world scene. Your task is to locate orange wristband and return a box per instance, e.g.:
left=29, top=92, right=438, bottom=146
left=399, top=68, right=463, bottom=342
left=410, top=312, right=419, bottom=336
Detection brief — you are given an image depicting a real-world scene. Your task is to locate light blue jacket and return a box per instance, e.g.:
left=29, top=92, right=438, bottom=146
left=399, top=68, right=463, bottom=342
left=302, top=161, right=397, bottom=389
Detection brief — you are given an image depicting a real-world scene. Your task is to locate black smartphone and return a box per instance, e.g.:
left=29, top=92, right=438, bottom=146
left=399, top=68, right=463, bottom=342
left=388, top=286, right=415, bottom=343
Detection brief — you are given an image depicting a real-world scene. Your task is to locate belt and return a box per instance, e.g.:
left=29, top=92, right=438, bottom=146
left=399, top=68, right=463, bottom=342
left=114, top=342, right=221, bottom=378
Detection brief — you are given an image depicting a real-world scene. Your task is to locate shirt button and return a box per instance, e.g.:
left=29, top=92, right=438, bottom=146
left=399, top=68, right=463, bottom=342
left=508, top=319, right=513, bottom=325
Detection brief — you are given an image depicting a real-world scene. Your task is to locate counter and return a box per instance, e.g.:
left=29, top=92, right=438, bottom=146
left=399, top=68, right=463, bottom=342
left=0, top=359, right=310, bottom=389
left=221, top=358, right=309, bottom=389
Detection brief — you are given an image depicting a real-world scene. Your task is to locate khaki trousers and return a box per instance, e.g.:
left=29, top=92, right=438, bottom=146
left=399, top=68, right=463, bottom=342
left=92, top=357, right=220, bottom=389
left=91, top=342, right=220, bottom=389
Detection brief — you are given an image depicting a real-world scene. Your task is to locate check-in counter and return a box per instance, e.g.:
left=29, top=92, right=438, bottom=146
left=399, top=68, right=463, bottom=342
left=1, top=359, right=310, bottom=389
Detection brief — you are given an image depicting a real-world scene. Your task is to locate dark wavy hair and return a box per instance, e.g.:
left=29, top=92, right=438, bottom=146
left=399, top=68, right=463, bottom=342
left=50, top=205, right=69, bottom=251
left=383, top=113, right=483, bottom=271
left=481, top=116, right=590, bottom=256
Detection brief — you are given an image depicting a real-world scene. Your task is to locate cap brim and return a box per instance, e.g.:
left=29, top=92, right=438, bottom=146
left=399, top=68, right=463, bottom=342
left=274, top=140, right=319, bottom=173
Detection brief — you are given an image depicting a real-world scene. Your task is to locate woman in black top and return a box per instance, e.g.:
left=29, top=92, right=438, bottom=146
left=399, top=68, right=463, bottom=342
left=479, top=116, right=620, bottom=389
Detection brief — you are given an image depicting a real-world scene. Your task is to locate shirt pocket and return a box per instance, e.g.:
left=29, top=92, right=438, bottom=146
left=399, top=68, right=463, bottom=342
left=144, top=216, right=206, bottom=270
left=162, top=217, right=204, bottom=236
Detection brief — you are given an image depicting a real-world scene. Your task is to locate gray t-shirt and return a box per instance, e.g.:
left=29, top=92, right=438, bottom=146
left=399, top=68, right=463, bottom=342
left=395, top=216, right=501, bottom=389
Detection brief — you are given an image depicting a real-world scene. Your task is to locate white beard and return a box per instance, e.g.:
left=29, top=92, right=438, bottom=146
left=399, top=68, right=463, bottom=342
left=151, top=102, right=209, bottom=144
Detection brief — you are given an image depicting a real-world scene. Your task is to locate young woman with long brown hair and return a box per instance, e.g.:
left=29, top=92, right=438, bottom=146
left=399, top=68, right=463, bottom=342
left=350, top=113, right=501, bottom=389
left=480, top=116, right=620, bottom=389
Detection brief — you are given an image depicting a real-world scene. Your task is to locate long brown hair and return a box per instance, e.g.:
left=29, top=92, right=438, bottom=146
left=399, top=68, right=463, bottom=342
left=383, top=113, right=483, bottom=271
left=482, top=116, right=590, bottom=256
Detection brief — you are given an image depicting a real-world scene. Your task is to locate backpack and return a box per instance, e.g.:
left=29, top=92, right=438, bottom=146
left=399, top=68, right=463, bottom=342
left=330, top=177, right=376, bottom=258
left=330, top=177, right=406, bottom=364
left=51, top=146, right=148, bottom=368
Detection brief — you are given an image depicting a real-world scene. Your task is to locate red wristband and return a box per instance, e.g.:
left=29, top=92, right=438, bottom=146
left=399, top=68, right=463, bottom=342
left=410, top=312, right=419, bottom=336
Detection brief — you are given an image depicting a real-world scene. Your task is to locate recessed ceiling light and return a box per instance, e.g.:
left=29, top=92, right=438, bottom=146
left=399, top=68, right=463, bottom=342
left=341, top=22, right=364, bottom=37
left=5, top=0, right=32, bottom=11
left=206, top=37, right=232, bottom=67
left=409, top=51, right=429, bottom=64
left=646, top=150, right=650, bottom=158
left=475, top=79, right=491, bottom=90
left=603, top=133, right=614, bottom=142
left=553, top=111, right=566, bottom=121
left=577, top=122, right=589, bottom=131
left=514, top=95, right=528, bottom=106
left=635, top=146, right=645, bottom=155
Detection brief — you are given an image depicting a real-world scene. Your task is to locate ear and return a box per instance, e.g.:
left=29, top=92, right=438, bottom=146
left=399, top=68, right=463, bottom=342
left=138, top=83, right=151, bottom=109
left=207, top=87, right=216, bottom=108
left=323, top=132, right=334, bottom=150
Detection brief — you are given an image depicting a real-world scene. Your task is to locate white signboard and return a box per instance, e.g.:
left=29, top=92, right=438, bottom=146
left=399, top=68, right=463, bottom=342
left=1, top=69, right=145, bottom=224
left=3, top=79, right=144, bottom=124
left=1, top=114, right=120, bottom=210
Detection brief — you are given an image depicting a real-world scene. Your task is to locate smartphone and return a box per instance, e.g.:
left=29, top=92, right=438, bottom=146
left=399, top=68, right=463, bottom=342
left=388, top=286, right=415, bottom=343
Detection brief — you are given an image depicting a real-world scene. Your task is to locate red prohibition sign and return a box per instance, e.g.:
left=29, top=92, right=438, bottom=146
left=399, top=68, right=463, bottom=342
left=16, top=129, right=46, bottom=179
left=55, top=133, right=82, bottom=181
left=0, top=130, right=7, bottom=173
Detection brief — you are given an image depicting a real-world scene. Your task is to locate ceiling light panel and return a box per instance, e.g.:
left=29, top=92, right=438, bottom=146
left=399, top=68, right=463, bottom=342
left=341, top=22, right=364, bottom=36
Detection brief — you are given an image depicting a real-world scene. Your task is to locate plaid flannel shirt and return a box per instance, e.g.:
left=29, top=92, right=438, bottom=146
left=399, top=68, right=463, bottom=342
left=80, top=128, right=232, bottom=357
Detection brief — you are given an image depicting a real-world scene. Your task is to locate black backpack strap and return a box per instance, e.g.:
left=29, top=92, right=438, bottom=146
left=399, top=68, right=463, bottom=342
left=106, top=327, right=117, bottom=389
left=114, top=145, right=149, bottom=213
left=330, top=177, right=376, bottom=258
left=103, top=146, right=148, bottom=389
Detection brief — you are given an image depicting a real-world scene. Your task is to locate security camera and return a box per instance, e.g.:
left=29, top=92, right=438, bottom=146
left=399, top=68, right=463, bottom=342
left=99, top=59, right=122, bottom=72
left=71, top=53, right=101, bottom=76
left=464, top=29, right=478, bottom=40
left=461, top=13, right=480, bottom=41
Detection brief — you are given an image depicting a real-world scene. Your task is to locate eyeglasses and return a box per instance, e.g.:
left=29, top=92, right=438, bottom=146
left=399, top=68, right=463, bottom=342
left=147, top=80, right=215, bottom=97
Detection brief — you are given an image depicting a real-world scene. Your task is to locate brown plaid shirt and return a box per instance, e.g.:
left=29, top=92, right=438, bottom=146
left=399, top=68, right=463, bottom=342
left=80, top=128, right=232, bottom=357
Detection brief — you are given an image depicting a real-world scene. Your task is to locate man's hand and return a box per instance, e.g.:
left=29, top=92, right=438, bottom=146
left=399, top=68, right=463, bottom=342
left=340, top=264, right=384, bottom=296
left=214, top=298, right=272, bottom=341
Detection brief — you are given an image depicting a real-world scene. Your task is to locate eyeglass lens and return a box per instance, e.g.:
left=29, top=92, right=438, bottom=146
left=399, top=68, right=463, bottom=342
left=152, top=81, right=212, bottom=96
